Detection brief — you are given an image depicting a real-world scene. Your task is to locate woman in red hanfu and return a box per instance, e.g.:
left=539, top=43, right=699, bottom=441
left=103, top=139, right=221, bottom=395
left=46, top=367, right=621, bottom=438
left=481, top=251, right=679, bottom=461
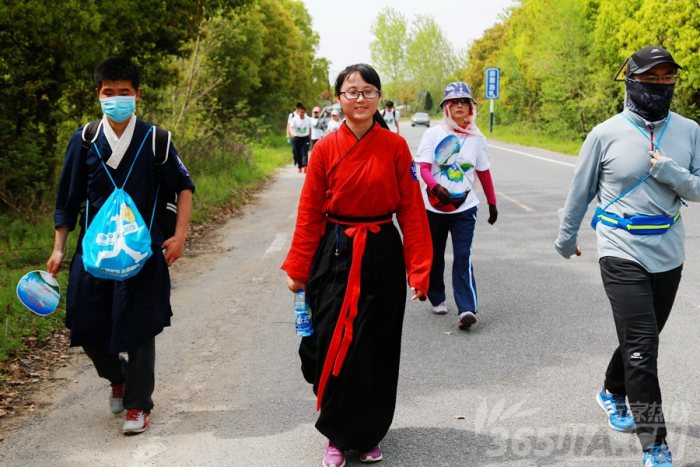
left=282, top=64, right=432, bottom=467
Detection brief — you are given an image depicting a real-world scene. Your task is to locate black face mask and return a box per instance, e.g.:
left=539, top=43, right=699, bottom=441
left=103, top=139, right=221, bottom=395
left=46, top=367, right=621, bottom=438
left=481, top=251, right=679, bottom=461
left=625, top=79, right=675, bottom=121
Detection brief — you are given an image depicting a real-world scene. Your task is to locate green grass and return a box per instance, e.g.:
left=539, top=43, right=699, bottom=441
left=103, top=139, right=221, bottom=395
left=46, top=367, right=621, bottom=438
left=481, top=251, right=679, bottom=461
left=0, top=215, right=71, bottom=361
left=479, top=121, right=584, bottom=156
left=190, top=142, right=291, bottom=222
left=0, top=141, right=291, bottom=362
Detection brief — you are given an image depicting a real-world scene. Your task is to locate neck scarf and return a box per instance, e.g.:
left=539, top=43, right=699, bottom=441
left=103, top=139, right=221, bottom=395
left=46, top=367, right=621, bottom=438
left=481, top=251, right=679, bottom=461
left=102, top=114, right=137, bottom=169
left=440, top=102, right=483, bottom=137
left=625, top=80, right=675, bottom=122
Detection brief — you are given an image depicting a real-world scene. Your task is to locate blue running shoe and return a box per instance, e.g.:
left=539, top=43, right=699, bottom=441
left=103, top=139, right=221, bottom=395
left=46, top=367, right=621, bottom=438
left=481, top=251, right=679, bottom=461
left=596, top=389, right=636, bottom=432
left=642, top=444, right=674, bottom=466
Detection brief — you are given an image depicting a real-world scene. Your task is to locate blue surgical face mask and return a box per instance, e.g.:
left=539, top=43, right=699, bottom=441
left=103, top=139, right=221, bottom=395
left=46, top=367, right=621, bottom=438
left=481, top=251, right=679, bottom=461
left=99, top=95, right=136, bottom=123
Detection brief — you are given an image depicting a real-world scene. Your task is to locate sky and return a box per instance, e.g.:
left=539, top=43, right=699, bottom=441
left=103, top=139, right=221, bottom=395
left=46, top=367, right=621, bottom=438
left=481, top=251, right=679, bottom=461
left=300, top=0, right=517, bottom=81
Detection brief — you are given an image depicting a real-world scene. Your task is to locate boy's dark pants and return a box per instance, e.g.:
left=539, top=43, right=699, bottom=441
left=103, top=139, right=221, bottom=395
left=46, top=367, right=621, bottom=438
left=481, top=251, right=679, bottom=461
left=83, top=338, right=155, bottom=411
left=599, top=256, right=682, bottom=450
left=292, top=136, right=310, bottom=168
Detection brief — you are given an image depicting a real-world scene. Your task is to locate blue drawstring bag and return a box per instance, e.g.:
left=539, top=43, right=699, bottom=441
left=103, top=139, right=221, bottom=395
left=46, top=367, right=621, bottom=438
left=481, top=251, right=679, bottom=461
left=82, top=128, right=156, bottom=281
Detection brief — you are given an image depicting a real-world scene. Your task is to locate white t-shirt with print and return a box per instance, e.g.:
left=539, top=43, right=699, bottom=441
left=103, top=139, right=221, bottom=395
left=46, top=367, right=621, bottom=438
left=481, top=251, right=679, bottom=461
left=290, top=115, right=311, bottom=137
left=309, top=117, right=325, bottom=140
left=414, top=125, right=490, bottom=214
left=326, top=119, right=342, bottom=132
left=382, top=109, right=399, bottom=133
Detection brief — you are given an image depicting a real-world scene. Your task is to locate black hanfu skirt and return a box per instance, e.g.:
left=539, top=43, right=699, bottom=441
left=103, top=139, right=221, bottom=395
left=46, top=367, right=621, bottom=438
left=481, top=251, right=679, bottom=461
left=300, top=219, right=407, bottom=452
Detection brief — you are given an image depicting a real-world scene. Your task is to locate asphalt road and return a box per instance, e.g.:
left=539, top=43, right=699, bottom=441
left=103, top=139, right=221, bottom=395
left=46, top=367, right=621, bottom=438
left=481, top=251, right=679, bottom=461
left=1, top=121, right=699, bottom=466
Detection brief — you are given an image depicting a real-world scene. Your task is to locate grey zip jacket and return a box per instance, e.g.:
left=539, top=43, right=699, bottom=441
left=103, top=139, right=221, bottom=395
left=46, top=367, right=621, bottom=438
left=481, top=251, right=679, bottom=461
left=555, top=108, right=700, bottom=272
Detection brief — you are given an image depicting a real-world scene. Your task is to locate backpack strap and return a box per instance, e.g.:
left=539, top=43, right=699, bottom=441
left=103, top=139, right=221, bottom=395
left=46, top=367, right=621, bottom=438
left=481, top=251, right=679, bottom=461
left=151, top=125, right=178, bottom=236
left=152, top=126, right=171, bottom=165
left=80, top=120, right=101, bottom=156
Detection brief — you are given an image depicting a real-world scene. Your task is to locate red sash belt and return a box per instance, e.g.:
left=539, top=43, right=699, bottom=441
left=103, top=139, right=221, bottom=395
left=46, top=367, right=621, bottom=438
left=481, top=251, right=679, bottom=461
left=315, top=217, right=393, bottom=410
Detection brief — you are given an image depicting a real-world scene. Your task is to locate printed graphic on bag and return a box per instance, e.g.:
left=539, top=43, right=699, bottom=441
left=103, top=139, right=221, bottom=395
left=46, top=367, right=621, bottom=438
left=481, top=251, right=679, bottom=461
left=82, top=188, right=152, bottom=281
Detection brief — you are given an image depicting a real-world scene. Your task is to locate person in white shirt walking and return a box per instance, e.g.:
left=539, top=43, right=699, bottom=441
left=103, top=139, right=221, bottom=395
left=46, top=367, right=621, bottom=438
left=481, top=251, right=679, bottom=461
left=381, top=100, right=400, bottom=134
left=309, top=106, right=325, bottom=155
left=289, top=104, right=311, bottom=173
left=326, top=108, right=342, bottom=132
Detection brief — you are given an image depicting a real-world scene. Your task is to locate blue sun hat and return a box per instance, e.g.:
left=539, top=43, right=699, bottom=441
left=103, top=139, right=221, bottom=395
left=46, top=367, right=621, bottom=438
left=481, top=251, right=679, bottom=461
left=439, top=82, right=474, bottom=108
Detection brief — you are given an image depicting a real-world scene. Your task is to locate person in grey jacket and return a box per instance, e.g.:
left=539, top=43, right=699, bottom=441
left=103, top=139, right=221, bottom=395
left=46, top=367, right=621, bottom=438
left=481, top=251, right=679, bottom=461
left=555, top=46, right=699, bottom=467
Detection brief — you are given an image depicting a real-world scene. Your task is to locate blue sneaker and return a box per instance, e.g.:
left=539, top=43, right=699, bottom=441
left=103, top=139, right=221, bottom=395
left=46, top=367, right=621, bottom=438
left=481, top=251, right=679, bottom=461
left=642, top=444, right=674, bottom=466
left=595, top=389, right=636, bottom=432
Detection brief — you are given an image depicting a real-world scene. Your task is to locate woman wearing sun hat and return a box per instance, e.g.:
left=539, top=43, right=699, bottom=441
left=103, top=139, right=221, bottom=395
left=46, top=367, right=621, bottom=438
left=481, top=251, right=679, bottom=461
left=414, top=81, right=498, bottom=330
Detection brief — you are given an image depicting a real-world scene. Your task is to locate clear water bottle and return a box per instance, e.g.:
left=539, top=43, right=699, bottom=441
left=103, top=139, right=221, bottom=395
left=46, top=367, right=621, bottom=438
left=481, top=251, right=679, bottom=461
left=294, top=289, right=314, bottom=337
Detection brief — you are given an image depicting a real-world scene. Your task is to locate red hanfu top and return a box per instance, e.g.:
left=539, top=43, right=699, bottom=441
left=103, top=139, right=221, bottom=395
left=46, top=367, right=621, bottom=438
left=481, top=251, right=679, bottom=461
left=282, top=122, right=431, bottom=294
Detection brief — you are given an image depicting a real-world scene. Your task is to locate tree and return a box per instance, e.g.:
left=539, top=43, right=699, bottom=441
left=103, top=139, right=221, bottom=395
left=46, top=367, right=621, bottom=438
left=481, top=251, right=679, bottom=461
left=370, top=7, right=408, bottom=98
left=461, top=0, right=700, bottom=139
left=405, top=15, right=457, bottom=110
left=424, top=92, right=433, bottom=112
left=0, top=0, right=253, bottom=214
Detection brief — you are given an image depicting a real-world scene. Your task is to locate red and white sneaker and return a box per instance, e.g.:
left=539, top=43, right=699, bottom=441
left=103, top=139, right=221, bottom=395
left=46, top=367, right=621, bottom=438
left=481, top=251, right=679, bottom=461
left=122, top=409, right=149, bottom=435
left=359, top=444, right=383, bottom=463
left=109, top=382, right=125, bottom=414
left=323, top=440, right=345, bottom=467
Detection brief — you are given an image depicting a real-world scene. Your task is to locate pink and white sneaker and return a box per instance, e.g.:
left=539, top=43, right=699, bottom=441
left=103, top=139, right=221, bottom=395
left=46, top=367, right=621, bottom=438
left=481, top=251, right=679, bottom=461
left=359, top=444, right=383, bottom=463
left=432, top=302, right=448, bottom=315
left=323, top=440, right=345, bottom=467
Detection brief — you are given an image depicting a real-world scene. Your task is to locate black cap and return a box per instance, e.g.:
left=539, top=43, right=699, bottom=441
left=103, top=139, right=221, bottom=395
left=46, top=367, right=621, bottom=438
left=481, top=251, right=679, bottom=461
left=613, top=46, right=683, bottom=81
left=627, top=46, right=682, bottom=76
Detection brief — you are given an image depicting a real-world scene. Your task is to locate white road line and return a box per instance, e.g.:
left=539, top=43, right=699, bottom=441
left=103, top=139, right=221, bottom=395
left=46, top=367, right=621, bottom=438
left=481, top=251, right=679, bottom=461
left=488, top=143, right=576, bottom=168
left=498, top=192, right=535, bottom=213
left=263, top=233, right=288, bottom=258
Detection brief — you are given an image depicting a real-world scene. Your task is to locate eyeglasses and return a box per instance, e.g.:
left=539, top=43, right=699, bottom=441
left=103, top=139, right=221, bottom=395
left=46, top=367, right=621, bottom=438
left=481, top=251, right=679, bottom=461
left=632, top=74, right=679, bottom=84
left=449, top=98, right=472, bottom=105
left=339, top=89, right=380, bottom=100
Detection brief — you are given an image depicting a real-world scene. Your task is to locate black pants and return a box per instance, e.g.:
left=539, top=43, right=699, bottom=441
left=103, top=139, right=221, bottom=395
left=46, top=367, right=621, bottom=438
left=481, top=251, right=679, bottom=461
left=292, top=136, right=310, bottom=168
left=599, top=256, right=682, bottom=450
left=83, top=338, right=156, bottom=411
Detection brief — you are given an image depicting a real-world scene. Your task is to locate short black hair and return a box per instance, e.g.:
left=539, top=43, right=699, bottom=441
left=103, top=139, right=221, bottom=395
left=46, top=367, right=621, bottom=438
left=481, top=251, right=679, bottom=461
left=94, top=57, right=140, bottom=91
left=296, top=102, right=304, bottom=109
left=385, top=100, right=394, bottom=107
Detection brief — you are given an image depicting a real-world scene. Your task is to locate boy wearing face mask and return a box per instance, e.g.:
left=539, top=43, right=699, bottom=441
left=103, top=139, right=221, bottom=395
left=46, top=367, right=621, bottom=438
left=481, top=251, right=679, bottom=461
left=47, top=57, right=194, bottom=435
left=555, top=46, right=700, bottom=467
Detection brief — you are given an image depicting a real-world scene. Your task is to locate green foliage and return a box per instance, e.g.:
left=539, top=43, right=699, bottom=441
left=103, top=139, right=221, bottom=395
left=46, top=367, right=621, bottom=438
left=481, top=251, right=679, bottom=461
left=188, top=141, right=289, bottom=222
left=0, top=0, right=254, bottom=215
left=370, top=7, right=408, bottom=96
left=0, top=214, right=72, bottom=361
left=424, top=92, right=433, bottom=112
left=405, top=15, right=457, bottom=107
left=0, top=0, right=325, bottom=362
left=370, top=10, right=457, bottom=110
left=464, top=0, right=700, bottom=139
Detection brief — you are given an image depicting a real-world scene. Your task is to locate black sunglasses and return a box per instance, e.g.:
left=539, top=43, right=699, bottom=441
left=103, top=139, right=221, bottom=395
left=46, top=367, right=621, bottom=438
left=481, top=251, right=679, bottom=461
left=449, top=98, right=472, bottom=105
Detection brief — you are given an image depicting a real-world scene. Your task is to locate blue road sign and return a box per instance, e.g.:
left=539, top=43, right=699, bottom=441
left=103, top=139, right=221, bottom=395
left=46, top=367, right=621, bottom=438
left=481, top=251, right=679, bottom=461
left=485, top=67, right=500, bottom=99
